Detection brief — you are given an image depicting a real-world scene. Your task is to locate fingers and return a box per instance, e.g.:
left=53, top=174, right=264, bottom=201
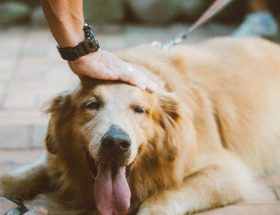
left=121, top=64, right=158, bottom=93
left=68, top=50, right=158, bottom=93
left=124, top=65, right=146, bottom=91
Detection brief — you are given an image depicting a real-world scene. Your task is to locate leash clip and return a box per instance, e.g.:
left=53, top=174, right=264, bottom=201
left=155, top=0, right=233, bottom=49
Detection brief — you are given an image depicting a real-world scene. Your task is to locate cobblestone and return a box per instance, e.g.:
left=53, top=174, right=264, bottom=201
left=0, top=82, right=6, bottom=105
left=31, top=125, right=47, bottom=148
left=0, top=58, right=16, bottom=81
left=0, top=27, right=27, bottom=58
left=0, top=125, right=32, bottom=149
left=0, top=110, right=48, bottom=125
left=4, top=93, right=37, bottom=109
left=0, top=149, right=43, bottom=173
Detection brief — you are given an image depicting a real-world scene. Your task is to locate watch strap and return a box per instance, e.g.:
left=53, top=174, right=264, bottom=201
left=57, top=39, right=99, bottom=61
left=57, top=23, right=100, bottom=61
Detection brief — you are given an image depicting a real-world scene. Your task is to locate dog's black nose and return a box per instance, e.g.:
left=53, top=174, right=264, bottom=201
left=101, top=124, right=131, bottom=156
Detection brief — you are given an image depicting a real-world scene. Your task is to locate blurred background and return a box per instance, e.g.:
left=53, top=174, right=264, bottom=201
left=0, top=0, right=279, bottom=171
left=0, top=0, right=279, bottom=27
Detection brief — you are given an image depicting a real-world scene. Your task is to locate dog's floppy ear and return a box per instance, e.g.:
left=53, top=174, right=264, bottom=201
left=44, top=92, right=71, bottom=114
left=44, top=92, right=72, bottom=154
left=159, top=92, right=182, bottom=161
left=45, top=130, right=58, bottom=154
left=159, top=92, right=181, bottom=122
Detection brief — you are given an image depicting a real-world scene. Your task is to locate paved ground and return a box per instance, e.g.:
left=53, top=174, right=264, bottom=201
left=0, top=23, right=279, bottom=214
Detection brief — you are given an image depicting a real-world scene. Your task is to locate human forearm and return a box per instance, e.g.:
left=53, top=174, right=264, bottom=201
left=41, top=0, right=84, bottom=47
left=41, top=0, right=157, bottom=93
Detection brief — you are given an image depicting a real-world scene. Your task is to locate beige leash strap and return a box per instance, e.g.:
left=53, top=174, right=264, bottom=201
left=162, top=0, right=234, bottom=49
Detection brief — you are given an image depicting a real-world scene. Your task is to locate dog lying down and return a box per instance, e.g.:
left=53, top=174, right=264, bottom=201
left=1, top=37, right=280, bottom=215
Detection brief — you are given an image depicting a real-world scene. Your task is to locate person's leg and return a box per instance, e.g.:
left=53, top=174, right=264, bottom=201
left=233, top=0, right=278, bottom=38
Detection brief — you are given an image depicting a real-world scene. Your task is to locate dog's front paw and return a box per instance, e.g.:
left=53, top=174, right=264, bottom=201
left=0, top=175, right=17, bottom=196
left=137, top=205, right=169, bottom=215
left=137, top=209, right=168, bottom=215
left=0, top=187, right=3, bottom=196
left=0, top=176, right=6, bottom=195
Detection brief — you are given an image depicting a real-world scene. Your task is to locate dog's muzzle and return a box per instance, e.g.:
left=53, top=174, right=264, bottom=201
left=99, top=124, right=131, bottom=165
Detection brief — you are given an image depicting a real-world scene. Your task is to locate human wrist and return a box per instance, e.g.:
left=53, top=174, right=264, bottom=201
left=69, top=49, right=101, bottom=64
left=57, top=23, right=100, bottom=61
left=56, top=24, right=85, bottom=48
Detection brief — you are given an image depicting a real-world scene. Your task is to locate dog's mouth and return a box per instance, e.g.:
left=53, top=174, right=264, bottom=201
left=86, top=151, right=131, bottom=215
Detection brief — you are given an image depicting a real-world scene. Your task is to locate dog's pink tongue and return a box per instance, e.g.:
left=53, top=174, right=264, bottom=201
left=94, top=164, right=131, bottom=215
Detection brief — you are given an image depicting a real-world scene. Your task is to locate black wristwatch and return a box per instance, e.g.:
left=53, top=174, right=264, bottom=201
left=57, top=23, right=100, bottom=61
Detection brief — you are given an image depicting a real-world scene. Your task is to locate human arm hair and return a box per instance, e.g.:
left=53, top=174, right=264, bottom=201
left=41, top=0, right=84, bottom=47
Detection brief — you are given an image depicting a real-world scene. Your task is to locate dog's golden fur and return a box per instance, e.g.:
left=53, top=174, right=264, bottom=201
left=1, top=38, right=280, bottom=215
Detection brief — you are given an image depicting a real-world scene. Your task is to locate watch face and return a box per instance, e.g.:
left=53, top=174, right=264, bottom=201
left=85, top=38, right=99, bottom=51
left=84, top=24, right=95, bottom=41
left=87, top=31, right=94, bottom=41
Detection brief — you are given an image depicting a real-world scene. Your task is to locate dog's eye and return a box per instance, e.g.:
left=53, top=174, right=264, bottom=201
left=84, top=100, right=101, bottom=110
left=133, top=105, right=146, bottom=114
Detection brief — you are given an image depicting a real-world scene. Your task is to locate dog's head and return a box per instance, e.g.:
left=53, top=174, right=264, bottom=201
left=46, top=76, right=185, bottom=214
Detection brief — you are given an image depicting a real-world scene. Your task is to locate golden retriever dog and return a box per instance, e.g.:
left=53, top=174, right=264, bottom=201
left=1, top=37, right=280, bottom=215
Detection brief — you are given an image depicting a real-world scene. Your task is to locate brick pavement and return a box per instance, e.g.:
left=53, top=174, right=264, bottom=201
left=0, top=24, right=279, bottom=214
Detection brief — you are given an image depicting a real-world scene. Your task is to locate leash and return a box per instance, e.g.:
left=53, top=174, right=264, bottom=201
left=158, top=0, right=234, bottom=49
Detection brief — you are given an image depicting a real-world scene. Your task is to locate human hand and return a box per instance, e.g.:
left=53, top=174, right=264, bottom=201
left=68, top=50, right=157, bottom=93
